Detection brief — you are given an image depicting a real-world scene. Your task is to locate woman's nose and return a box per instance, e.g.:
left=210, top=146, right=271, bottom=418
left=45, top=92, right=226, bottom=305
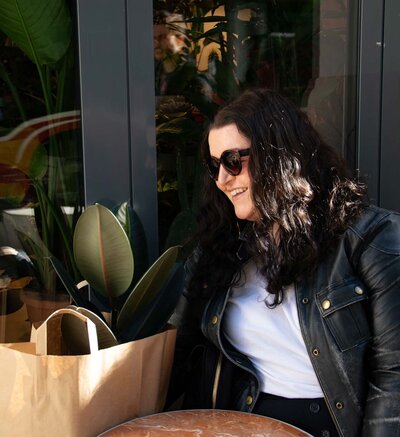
left=216, top=165, right=233, bottom=184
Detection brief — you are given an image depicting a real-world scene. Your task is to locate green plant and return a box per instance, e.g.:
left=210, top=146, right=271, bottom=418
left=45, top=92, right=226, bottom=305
left=0, top=0, right=81, bottom=292
left=50, top=202, right=184, bottom=343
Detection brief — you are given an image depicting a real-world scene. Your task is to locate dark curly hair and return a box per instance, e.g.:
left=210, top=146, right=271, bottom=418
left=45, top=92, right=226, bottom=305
left=190, top=88, right=366, bottom=306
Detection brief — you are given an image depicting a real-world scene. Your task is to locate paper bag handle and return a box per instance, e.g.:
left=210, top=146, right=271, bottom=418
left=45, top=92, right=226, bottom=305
left=35, top=308, right=99, bottom=356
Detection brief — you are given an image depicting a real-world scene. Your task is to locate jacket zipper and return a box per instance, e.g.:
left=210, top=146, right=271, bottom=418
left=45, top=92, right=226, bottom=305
left=212, top=351, right=223, bottom=408
left=295, top=283, right=344, bottom=437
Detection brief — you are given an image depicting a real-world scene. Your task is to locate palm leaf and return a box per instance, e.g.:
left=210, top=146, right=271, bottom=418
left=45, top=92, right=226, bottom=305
left=16, top=229, right=54, bottom=291
left=0, top=0, right=72, bottom=65
left=73, top=204, right=134, bottom=303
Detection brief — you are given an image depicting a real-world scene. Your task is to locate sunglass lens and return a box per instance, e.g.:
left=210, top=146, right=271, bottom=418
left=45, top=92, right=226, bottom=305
left=206, top=149, right=248, bottom=180
left=208, top=158, right=220, bottom=180
left=223, top=151, right=241, bottom=175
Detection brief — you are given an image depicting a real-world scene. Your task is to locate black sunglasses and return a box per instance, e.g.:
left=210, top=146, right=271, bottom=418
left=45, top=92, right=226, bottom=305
left=205, top=148, right=250, bottom=181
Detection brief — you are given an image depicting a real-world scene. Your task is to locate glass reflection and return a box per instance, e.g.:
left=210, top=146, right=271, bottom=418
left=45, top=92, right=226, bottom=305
left=0, top=0, right=82, bottom=336
left=153, top=0, right=358, bottom=250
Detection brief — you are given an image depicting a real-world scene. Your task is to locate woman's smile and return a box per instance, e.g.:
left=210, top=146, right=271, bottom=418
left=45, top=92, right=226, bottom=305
left=230, top=187, right=248, bottom=202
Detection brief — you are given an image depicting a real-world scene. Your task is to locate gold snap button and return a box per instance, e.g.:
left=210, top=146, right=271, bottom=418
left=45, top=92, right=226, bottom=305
left=245, top=395, right=253, bottom=405
left=312, top=348, right=320, bottom=356
left=354, top=286, right=363, bottom=295
left=211, top=315, right=218, bottom=325
left=322, top=299, right=331, bottom=310
left=302, top=297, right=309, bottom=304
left=335, top=401, right=344, bottom=409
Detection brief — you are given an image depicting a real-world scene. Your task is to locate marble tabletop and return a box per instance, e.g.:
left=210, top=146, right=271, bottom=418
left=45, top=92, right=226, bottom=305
left=99, top=409, right=312, bottom=436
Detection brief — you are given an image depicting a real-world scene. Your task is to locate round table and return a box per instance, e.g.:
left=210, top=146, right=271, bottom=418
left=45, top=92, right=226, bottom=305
left=99, top=409, right=312, bottom=436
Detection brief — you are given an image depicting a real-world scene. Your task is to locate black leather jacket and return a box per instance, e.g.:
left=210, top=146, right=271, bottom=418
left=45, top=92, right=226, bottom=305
left=168, top=205, right=400, bottom=437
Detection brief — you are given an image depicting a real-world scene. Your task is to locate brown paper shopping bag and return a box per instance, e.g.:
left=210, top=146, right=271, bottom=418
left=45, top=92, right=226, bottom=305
left=0, top=308, right=176, bottom=437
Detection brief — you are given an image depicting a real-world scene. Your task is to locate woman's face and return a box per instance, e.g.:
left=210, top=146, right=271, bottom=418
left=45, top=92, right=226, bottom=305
left=208, top=123, right=259, bottom=222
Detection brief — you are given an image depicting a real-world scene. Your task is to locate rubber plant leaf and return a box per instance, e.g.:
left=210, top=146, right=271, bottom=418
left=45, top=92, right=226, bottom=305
left=112, top=202, right=149, bottom=288
left=73, top=204, right=134, bottom=304
left=164, top=209, right=197, bottom=249
left=60, top=312, right=94, bottom=355
left=116, top=245, right=180, bottom=335
left=118, top=262, right=184, bottom=342
left=0, top=0, right=72, bottom=65
left=49, top=256, right=106, bottom=323
left=68, top=305, right=118, bottom=349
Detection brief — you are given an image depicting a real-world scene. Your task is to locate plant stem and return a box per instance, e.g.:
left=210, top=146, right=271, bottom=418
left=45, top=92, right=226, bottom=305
left=34, top=180, right=51, bottom=254
left=55, top=52, right=68, bottom=114
left=0, top=62, right=27, bottom=121
left=33, top=180, right=80, bottom=281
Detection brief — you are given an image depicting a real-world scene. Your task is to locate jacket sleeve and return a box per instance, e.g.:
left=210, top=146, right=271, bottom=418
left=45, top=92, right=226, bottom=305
left=354, top=211, right=400, bottom=436
left=165, top=248, right=207, bottom=408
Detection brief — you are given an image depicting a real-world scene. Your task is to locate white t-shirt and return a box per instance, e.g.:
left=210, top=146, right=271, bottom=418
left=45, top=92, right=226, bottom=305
left=222, top=260, right=323, bottom=398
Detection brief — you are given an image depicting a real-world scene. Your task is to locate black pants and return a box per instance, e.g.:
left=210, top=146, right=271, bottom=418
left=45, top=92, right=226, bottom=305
left=253, top=392, right=340, bottom=437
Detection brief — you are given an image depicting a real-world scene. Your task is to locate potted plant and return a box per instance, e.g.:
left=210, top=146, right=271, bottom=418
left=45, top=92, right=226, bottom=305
left=49, top=201, right=184, bottom=344
left=0, top=0, right=82, bottom=321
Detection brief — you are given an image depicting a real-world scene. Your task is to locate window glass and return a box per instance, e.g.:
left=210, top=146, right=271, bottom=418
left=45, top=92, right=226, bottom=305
left=0, top=0, right=82, bottom=339
left=153, top=0, right=358, bottom=251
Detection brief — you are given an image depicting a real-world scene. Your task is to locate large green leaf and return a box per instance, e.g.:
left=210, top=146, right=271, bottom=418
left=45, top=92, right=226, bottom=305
left=0, top=0, right=72, bottom=65
left=112, top=202, right=149, bottom=288
left=164, top=209, right=197, bottom=249
left=118, top=262, right=184, bottom=342
left=71, top=306, right=118, bottom=349
left=60, top=312, right=95, bottom=355
left=73, top=204, right=134, bottom=302
left=116, top=245, right=180, bottom=335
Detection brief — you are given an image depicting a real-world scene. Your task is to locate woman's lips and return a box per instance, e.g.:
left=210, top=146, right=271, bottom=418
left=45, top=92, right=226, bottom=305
left=230, top=187, right=247, bottom=201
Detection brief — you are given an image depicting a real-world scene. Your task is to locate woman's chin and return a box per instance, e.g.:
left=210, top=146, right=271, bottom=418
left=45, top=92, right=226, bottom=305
left=234, top=208, right=258, bottom=222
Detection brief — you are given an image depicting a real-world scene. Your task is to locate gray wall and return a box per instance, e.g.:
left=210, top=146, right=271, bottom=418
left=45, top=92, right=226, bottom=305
left=358, top=0, right=400, bottom=211
left=379, top=0, right=400, bottom=211
left=76, top=0, right=159, bottom=260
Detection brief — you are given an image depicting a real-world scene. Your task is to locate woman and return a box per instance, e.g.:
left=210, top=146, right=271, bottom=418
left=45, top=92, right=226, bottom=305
left=168, top=88, right=400, bottom=436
